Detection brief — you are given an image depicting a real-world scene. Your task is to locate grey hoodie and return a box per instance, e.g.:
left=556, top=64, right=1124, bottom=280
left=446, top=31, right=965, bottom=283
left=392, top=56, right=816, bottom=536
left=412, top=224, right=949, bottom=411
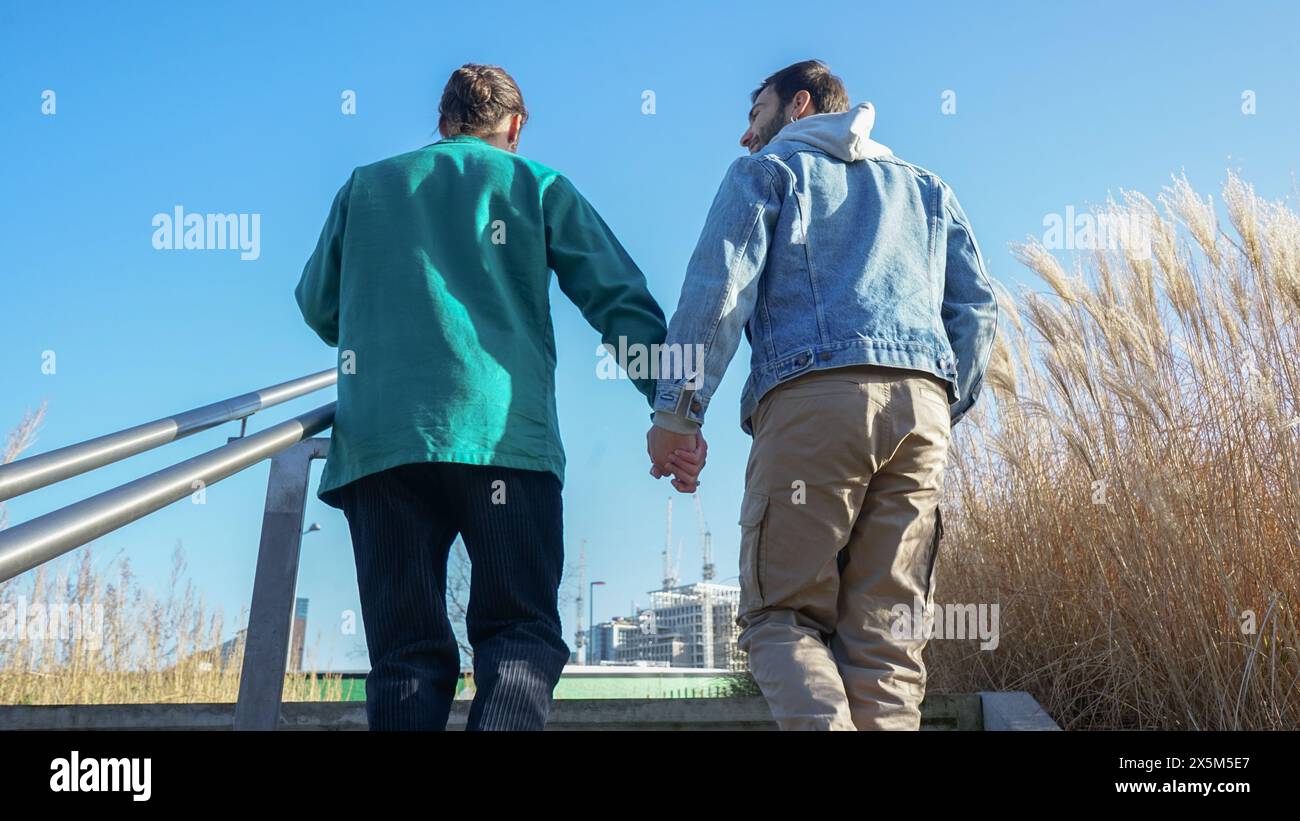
left=769, top=101, right=891, bottom=161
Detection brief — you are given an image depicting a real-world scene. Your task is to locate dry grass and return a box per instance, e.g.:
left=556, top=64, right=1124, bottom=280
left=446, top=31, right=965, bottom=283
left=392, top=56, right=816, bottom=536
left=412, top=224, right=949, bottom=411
left=0, top=403, right=46, bottom=531
left=1, top=402, right=347, bottom=706
left=0, top=543, right=345, bottom=705
left=928, top=171, right=1300, bottom=729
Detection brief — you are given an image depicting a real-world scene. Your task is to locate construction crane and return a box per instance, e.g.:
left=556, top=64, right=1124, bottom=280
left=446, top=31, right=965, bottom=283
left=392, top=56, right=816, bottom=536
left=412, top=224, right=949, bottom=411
left=574, top=538, right=587, bottom=663
left=695, top=493, right=714, bottom=581
left=692, top=493, right=716, bottom=666
left=675, top=537, right=685, bottom=589
left=662, top=498, right=678, bottom=590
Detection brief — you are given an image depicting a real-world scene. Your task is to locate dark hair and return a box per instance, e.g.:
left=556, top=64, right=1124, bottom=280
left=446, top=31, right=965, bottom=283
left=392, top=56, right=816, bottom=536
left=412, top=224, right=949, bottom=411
left=437, top=63, right=529, bottom=137
left=751, top=60, right=849, bottom=114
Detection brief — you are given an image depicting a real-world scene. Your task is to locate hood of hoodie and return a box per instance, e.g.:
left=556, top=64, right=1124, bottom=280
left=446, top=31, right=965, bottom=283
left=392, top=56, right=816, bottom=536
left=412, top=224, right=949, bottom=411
left=768, top=101, right=891, bottom=162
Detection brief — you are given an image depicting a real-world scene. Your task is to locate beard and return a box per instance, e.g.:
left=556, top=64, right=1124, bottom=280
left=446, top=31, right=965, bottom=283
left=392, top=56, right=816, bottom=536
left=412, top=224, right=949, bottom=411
left=750, top=109, right=786, bottom=153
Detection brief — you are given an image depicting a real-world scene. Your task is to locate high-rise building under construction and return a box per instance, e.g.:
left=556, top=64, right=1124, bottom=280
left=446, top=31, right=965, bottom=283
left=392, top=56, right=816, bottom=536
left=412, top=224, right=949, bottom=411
left=587, top=497, right=746, bottom=671
left=591, top=582, right=744, bottom=671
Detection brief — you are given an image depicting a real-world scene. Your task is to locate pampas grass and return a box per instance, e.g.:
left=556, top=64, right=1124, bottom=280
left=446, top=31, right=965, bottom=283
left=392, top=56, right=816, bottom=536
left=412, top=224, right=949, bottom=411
left=928, top=171, right=1300, bottom=730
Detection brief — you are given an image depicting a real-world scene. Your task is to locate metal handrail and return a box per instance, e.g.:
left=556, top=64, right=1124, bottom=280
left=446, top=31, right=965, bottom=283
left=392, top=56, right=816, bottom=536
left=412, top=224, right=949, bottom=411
left=0, top=369, right=340, bottom=730
left=0, top=368, right=337, bottom=502
left=0, top=402, right=334, bottom=583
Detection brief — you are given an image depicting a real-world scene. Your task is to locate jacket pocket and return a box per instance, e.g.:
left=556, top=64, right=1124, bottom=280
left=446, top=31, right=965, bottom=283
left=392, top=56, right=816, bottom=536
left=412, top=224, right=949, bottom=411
left=738, top=491, right=770, bottom=611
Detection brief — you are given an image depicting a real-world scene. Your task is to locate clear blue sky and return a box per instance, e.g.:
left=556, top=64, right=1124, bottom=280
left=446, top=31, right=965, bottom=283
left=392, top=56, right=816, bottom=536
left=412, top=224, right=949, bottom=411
left=2, top=0, right=1297, bottom=671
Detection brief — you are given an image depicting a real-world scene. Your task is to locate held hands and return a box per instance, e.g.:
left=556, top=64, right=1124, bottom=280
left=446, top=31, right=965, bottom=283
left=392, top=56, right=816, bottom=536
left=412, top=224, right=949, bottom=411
left=646, top=425, right=708, bottom=494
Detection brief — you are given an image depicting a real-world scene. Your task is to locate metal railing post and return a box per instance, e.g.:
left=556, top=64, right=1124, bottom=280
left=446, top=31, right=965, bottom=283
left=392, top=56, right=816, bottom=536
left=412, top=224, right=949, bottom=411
left=232, top=437, right=330, bottom=731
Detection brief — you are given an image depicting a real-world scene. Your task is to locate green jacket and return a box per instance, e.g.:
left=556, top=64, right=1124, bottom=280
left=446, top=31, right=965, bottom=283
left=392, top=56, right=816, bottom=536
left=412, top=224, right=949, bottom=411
left=295, top=135, right=666, bottom=508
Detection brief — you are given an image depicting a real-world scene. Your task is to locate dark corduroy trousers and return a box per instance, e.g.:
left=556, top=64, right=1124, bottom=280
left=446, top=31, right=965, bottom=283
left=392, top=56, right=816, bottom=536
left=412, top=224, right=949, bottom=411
left=335, top=461, right=570, bottom=731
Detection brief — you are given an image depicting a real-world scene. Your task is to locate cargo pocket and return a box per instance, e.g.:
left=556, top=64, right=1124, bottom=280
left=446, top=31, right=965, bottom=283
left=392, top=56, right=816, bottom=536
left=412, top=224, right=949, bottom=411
left=738, top=491, right=770, bottom=612
left=923, top=507, right=944, bottom=606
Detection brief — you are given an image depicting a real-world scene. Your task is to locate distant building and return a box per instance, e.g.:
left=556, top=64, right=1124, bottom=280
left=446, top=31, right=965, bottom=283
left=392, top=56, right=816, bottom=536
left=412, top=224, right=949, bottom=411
left=210, top=596, right=309, bottom=673
left=592, top=582, right=744, bottom=671
left=218, top=629, right=245, bottom=669
left=589, top=616, right=639, bottom=666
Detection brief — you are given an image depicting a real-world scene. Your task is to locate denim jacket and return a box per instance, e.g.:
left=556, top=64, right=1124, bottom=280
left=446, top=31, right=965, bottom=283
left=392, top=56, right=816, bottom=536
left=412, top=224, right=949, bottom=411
left=652, top=102, right=998, bottom=435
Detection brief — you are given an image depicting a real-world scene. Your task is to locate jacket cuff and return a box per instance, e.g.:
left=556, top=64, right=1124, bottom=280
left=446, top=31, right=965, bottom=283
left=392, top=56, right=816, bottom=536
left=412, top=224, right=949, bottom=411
left=652, top=409, right=702, bottom=434
left=653, top=381, right=707, bottom=426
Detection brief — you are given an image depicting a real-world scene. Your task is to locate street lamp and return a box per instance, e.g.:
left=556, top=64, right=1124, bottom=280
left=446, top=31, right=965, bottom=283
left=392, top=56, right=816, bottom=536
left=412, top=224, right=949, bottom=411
left=302, top=522, right=321, bottom=536
left=588, top=580, right=606, bottom=666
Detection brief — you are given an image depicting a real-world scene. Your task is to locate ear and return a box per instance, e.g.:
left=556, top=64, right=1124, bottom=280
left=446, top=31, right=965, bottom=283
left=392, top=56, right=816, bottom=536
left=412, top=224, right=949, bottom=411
left=790, top=89, right=813, bottom=120
left=506, top=114, right=523, bottom=150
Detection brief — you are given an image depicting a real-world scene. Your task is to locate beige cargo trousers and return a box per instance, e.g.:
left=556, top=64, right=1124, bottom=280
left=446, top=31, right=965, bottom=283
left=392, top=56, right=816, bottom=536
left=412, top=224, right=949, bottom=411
left=735, top=363, right=951, bottom=731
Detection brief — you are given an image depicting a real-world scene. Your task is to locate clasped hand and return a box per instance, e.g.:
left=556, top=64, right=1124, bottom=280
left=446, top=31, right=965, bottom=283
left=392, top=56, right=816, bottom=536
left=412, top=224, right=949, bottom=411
left=646, top=425, right=708, bottom=494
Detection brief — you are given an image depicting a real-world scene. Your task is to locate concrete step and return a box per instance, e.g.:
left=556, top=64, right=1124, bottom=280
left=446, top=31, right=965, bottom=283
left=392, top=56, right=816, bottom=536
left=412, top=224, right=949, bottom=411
left=0, top=691, right=1058, bottom=730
